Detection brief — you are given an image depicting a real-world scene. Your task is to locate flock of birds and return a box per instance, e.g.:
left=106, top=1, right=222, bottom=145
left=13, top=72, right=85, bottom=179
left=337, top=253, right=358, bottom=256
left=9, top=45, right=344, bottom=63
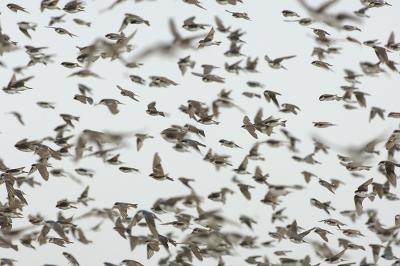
left=1, top=0, right=400, bottom=265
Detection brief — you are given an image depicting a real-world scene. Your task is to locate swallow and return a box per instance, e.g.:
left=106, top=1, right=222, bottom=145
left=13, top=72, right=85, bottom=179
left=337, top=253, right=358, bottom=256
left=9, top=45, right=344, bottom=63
left=378, top=160, right=400, bottom=187
left=149, top=153, right=173, bottom=181
left=198, top=28, right=221, bottom=48
left=7, top=3, right=29, bottom=13
left=264, top=54, right=296, bottom=69
left=17, top=22, right=37, bottom=39
left=242, top=116, right=258, bottom=139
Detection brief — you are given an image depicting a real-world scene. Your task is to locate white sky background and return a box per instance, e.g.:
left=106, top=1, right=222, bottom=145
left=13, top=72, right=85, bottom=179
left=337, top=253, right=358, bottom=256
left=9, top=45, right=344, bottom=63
left=1, top=0, right=400, bottom=265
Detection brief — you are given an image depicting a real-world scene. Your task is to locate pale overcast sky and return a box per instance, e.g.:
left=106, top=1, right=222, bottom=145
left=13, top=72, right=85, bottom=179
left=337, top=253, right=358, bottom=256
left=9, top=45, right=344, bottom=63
left=1, top=0, right=400, bottom=265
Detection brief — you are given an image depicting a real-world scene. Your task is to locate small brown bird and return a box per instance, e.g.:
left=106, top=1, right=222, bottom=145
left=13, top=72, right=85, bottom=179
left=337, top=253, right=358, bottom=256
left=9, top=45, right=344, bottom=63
left=319, top=218, right=346, bottom=229
left=342, top=25, right=361, bottom=31
left=46, top=26, right=77, bottom=37
left=324, top=248, right=347, bottom=264
left=353, top=91, right=370, bottom=107
left=62, top=252, right=80, bottom=266
left=233, top=156, right=250, bottom=175
left=237, top=183, right=255, bottom=200
left=113, top=202, right=138, bottom=220
left=370, top=244, right=384, bottom=264
left=135, top=133, right=154, bottom=151
left=282, top=10, right=300, bottom=17
left=97, top=99, right=123, bottom=114
left=280, top=103, right=301, bottom=115
left=354, top=178, right=376, bottom=215
left=178, top=177, right=195, bottom=189
left=182, top=16, right=209, bottom=31
left=49, top=14, right=66, bottom=26
left=219, top=139, right=241, bottom=148
left=3, top=73, right=34, bottom=93
left=149, top=76, right=178, bottom=87
left=242, top=116, right=258, bottom=139
left=192, top=64, right=225, bottom=83
left=379, top=160, right=400, bottom=187
left=17, top=22, right=37, bottom=39
left=117, top=85, right=139, bottom=101
left=264, top=54, right=296, bottom=70
left=198, top=28, right=221, bottom=48
left=310, top=198, right=335, bottom=214
left=314, top=227, right=333, bottom=242
left=119, top=166, right=139, bottom=173
left=311, top=60, right=333, bottom=71
left=119, top=13, right=150, bottom=32
left=263, top=90, right=281, bottom=108
left=215, top=16, right=231, bottom=33
left=373, top=45, right=397, bottom=71
left=318, top=178, right=336, bottom=193
left=7, top=3, right=29, bottom=13
left=178, top=55, right=196, bottom=75
left=73, top=18, right=91, bottom=27
left=253, top=166, right=268, bottom=183
left=370, top=107, right=385, bottom=121
left=146, top=102, right=165, bottom=117
left=225, top=10, right=251, bottom=20
left=385, top=32, right=400, bottom=51
left=182, top=0, right=206, bottom=10
left=74, top=94, right=93, bottom=104
left=149, top=153, right=172, bottom=181
left=56, top=199, right=77, bottom=210
left=239, top=215, right=257, bottom=230
left=61, top=62, right=81, bottom=68
left=7, top=111, right=24, bottom=125
left=313, top=121, right=336, bottom=128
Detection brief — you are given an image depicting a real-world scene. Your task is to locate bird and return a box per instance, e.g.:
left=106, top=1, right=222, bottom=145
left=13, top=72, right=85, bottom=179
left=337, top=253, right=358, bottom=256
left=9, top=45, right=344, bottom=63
left=385, top=31, right=400, bottom=51
left=314, top=227, right=333, bottom=242
left=354, top=178, right=376, bottom=215
left=46, top=26, right=77, bottom=37
left=117, top=85, right=139, bottom=101
left=119, top=13, right=150, bottom=32
left=310, top=198, right=335, bottom=214
left=182, top=16, right=209, bottom=31
left=369, top=106, right=385, bottom=121
left=378, top=160, right=400, bottom=187
left=287, top=220, right=315, bottom=244
left=17, top=22, right=37, bottom=39
left=113, top=202, right=138, bottom=220
left=135, top=133, right=153, bottom=151
left=149, top=76, right=178, bottom=87
left=215, top=16, right=231, bottom=33
left=225, top=10, right=251, bottom=20
left=192, top=64, right=225, bottom=83
left=263, top=90, right=281, bottom=107
left=146, top=102, right=165, bottom=117
left=149, top=153, right=173, bottom=181
left=97, top=99, right=123, bottom=114
left=264, top=54, right=296, bottom=69
left=7, top=111, right=25, bottom=125
left=177, top=55, right=196, bottom=75
left=282, top=10, right=300, bottom=17
left=324, top=249, right=349, bottom=264
left=242, top=116, right=258, bottom=139
left=233, top=156, right=250, bottom=174
left=7, top=3, right=29, bottom=13
left=219, top=139, right=241, bottom=148
left=62, top=252, right=80, bottom=266
left=198, top=28, right=221, bottom=48
left=311, top=60, right=333, bottom=70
